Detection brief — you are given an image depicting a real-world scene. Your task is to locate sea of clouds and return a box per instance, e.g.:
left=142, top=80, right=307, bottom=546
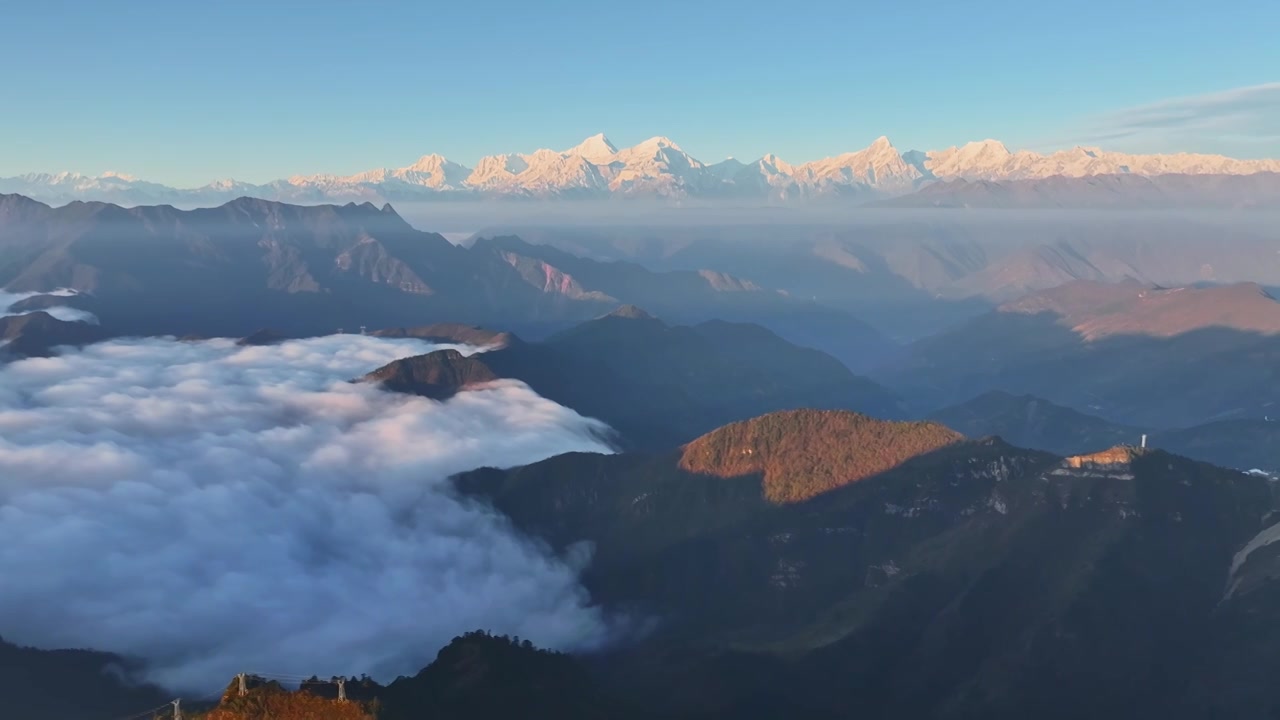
left=0, top=334, right=615, bottom=691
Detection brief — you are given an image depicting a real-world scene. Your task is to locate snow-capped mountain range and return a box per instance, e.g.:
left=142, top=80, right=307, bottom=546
left=3, top=134, right=1278, bottom=207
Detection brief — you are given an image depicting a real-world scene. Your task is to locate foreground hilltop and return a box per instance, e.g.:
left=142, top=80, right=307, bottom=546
left=4, top=632, right=607, bottom=720
left=678, top=410, right=961, bottom=503
left=457, top=408, right=1280, bottom=719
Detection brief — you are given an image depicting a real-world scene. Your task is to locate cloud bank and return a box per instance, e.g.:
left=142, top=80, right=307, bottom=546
left=0, top=335, right=615, bottom=691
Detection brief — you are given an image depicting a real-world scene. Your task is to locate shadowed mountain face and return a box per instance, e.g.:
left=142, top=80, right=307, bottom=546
left=457, top=410, right=1280, bottom=719
left=63, top=632, right=611, bottom=720
left=375, top=631, right=611, bottom=720
left=880, top=280, right=1280, bottom=427
left=360, top=349, right=498, bottom=400
left=361, top=313, right=903, bottom=449
left=930, top=391, right=1143, bottom=454
left=467, top=236, right=896, bottom=371
left=0, top=637, right=168, bottom=720
left=0, top=195, right=894, bottom=370
left=932, top=390, right=1280, bottom=472
left=0, top=310, right=108, bottom=358
left=369, top=322, right=517, bottom=348
left=472, top=212, right=1280, bottom=341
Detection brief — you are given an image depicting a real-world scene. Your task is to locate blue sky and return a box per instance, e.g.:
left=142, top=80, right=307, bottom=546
left=2, top=0, right=1277, bottom=185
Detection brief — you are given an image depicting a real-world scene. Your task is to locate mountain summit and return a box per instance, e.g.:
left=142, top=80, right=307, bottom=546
left=8, top=135, right=1277, bottom=206
left=562, top=133, right=619, bottom=163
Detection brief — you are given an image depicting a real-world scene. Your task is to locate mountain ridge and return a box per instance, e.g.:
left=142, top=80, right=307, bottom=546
left=362, top=314, right=903, bottom=450
left=0, top=195, right=896, bottom=372
left=7, top=134, right=1278, bottom=206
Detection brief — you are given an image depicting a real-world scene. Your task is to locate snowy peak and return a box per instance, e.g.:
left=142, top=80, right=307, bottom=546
left=467, top=149, right=607, bottom=195
left=867, top=135, right=895, bottom=152
left=6, top=132, right=1280, bottom=206
left=759, top=153, right=794, bottom=174
left=562, top=133, right=618, bottom=164
left=631, top=136, right=682, bottom=152
left=405, top=153, right=450, bottom=172
left=793, top=136, right=925, bottom=192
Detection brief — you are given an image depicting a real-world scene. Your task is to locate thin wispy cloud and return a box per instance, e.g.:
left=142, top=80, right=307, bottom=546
left=1062, top=83, right=1280, bottom=157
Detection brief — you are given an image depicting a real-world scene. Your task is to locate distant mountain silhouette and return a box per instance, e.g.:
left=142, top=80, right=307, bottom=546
left=881, top=280, right=1280, bottom=427
left=0, top=195, right=893, bottom=370
left=932, top=390, right=1280, bottom=472
left=930, top=390, right=1141, bottom=454
left=236, top=328, right=289, bottom=346
left=497, top=214, right=1280, bottom=342
left=369, top=322, right=518, bottom=348
left=363, top=314, right=902, bottom=449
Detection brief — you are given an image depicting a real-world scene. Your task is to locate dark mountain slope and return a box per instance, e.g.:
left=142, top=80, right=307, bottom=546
left=0, top=195, right=893, bottom=370
left=0, top=310, right=108, bottom=358
left=364, top=312, right=902, bottom=448
left=0, top=637, right=168, bottom=720
left=361, top=349, right=498, bottom=400
left=470, top=235, right=897, bottom=370
left=377, top=631, right=612, bottom=720
left=458, top=408, right=1279, bottom=719
left=496, top=212, right=1280, bottom=342
left=182, top=632, right=617, bottom=720
left=1158, top=419, right=1280, bottom=471
left=929, top=390, right=1141, bottom=454
left=931, top=390, right=1280, bottom=471
left=369, top=322, right=518, bottom=348
left=881, top=280, right=1280, bottom=427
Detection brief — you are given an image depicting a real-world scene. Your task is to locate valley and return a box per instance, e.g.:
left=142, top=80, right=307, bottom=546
left=4, top=171, right=1280, bottom=720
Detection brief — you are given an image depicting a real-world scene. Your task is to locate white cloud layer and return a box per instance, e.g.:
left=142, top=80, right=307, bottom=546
left=0, top=335, right=615, bottom=691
